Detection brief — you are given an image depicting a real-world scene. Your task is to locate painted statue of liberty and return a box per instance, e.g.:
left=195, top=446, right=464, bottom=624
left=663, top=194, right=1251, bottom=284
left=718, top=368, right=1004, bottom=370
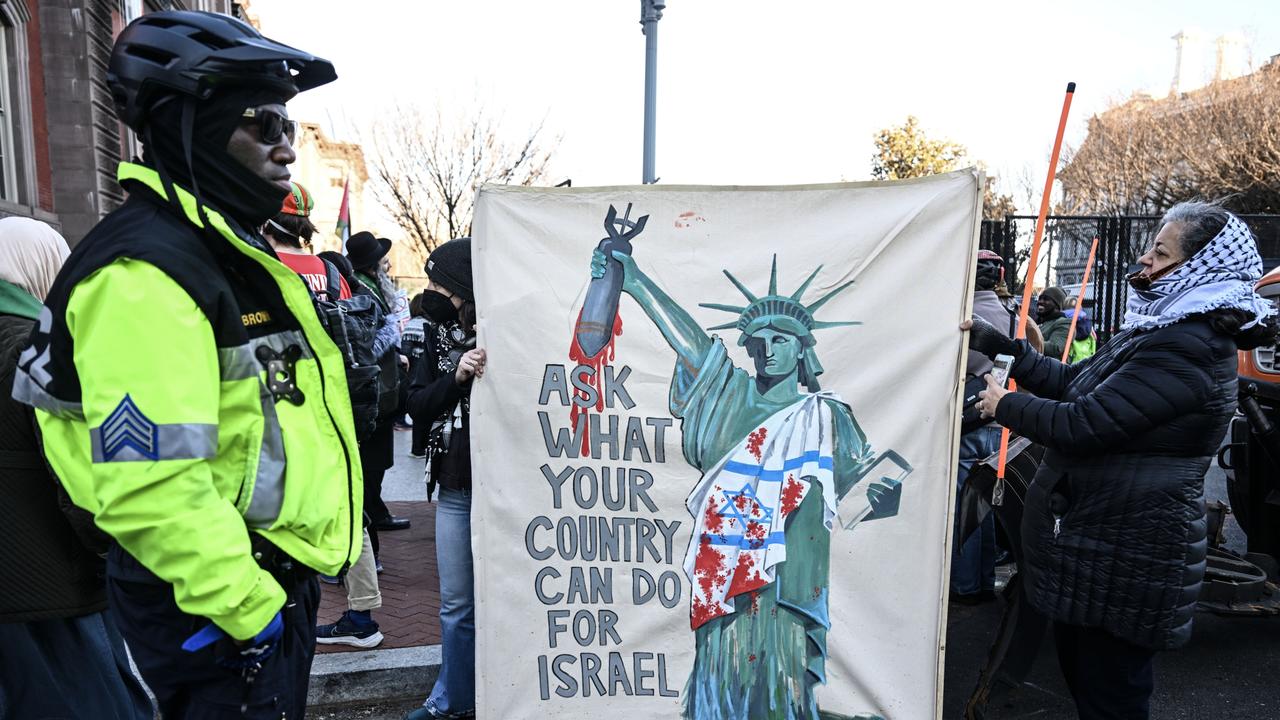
left=589, top=231, right=911, bottom=720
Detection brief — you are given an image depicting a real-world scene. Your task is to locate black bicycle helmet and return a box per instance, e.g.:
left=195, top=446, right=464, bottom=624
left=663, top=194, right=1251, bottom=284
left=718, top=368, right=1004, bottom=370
left=107, top=10, right=336, bottom=132
left=975, top=249, right=1005, bottom=290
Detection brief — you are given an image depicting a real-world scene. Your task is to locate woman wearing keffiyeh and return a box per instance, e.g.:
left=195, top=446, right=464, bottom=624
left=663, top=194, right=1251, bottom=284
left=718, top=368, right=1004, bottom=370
left=967, top=201, right=1278, bottom=720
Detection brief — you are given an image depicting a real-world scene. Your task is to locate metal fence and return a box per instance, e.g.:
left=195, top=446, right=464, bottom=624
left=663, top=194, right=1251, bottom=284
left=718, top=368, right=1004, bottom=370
left=979, top=214, right=1280, bottom=341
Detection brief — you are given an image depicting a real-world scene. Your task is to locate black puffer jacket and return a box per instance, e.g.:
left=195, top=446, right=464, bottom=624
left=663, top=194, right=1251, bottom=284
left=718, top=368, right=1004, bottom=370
left=994, top=317, right=1237, bottom=650
left=1, top=313, right=109, bottom=621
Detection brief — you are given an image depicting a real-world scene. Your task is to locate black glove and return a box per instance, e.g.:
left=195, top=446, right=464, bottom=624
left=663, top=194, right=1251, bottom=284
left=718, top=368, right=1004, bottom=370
left=968, top=315, right=1019, bottom=360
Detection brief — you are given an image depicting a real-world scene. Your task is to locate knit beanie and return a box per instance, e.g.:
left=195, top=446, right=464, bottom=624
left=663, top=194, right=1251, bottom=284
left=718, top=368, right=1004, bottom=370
left=1041, top=286, right=1068, bottom=309
left=426, top=237, right=473, bottom=302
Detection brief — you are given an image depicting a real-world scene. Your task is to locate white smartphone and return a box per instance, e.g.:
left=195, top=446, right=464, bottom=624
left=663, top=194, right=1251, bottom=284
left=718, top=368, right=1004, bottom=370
left=990, top=353, right=1014, bottom=387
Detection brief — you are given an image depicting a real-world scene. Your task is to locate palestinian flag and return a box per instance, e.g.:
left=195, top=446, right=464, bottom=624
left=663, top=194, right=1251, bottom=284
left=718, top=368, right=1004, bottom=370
left=335, top=177, right=351, bottom=251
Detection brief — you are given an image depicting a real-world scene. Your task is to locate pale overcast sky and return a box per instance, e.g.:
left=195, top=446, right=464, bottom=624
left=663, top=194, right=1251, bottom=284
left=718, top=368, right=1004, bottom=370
left=254, top=0, right=1279, bottom=209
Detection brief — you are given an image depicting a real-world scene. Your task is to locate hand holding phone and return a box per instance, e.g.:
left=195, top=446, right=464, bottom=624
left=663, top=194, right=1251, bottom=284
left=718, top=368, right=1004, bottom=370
left=990, top=353, right=1014, bottom=387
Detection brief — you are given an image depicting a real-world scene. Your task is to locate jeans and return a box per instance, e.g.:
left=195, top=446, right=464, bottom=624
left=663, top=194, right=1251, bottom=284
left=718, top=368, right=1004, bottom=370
left=425, top=487, right=475, bottom=715
left=1054, top=622, right=1156, bottom=719
left=951, top=424, right=1001, bottom=596
left=0, top=610, right=153, bottom=720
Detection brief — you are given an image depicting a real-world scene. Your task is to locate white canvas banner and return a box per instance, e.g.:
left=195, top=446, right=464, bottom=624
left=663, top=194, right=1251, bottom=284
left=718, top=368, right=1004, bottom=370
left=470, top=170, right=982, bottom=720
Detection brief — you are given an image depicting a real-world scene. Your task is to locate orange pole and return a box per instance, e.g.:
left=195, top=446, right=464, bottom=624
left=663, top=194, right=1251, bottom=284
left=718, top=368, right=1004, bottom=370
left=1060, top=236, right=1099, bottom=363
left=996, top=82, right=1076, bottom=483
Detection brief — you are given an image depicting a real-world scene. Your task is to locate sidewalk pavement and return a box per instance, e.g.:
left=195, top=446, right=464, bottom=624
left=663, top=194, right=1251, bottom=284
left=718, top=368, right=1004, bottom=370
left=310, top=427, right=442, bottom=708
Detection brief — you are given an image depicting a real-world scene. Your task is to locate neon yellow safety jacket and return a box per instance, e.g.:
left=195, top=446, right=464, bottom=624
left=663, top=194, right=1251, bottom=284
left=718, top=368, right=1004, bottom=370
left=13, top=163, right=363, bottom=640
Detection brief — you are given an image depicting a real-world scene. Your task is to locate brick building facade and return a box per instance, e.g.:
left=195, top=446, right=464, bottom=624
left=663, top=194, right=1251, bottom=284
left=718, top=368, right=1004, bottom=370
left=0, top=0, right=238, bottom=244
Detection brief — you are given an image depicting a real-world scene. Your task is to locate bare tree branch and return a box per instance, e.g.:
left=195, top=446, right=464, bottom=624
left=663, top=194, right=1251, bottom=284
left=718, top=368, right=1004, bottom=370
left=364, top=103, right=560, bottom=257
left=1061, top=64, right=1280, bottom=215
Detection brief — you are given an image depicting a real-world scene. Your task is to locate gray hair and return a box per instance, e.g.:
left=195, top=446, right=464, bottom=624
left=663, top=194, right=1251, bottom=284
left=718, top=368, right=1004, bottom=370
left=1161, top=201, right=1231, bottom=259
left=375, top=266, right=399, bottom=307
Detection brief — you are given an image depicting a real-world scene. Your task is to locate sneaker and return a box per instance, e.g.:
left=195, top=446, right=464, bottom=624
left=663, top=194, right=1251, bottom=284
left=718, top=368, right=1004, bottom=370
left=316, top=610, right=384, bottom=648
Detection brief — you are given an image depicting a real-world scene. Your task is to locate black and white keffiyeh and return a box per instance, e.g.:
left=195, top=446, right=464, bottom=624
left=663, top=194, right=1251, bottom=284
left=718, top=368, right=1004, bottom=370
left=1124, top=213, right=1275, bottom=331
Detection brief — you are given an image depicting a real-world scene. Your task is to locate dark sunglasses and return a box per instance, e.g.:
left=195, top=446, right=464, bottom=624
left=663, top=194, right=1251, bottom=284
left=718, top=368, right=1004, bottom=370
left=240, top=108, right=297, bottom=145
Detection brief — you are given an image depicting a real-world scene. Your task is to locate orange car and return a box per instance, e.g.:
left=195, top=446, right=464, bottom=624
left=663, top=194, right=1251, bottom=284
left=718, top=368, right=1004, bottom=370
left=1238, top=265, right=1280, bottom=381
left=1222, top=265, right=1280, bottom=571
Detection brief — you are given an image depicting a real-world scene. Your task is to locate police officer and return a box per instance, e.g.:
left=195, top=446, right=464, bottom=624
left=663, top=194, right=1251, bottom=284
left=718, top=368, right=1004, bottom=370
left=12, top=12, right=361, bottom=718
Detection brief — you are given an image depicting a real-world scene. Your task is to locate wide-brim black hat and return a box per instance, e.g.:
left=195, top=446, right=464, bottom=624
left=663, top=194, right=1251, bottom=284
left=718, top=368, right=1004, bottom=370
left=346, top=230, right=391, bottom=271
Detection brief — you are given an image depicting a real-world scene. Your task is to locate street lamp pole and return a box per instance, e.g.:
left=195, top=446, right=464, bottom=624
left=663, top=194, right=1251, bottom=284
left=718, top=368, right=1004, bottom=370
left=640, top=0, right=665, bottom=184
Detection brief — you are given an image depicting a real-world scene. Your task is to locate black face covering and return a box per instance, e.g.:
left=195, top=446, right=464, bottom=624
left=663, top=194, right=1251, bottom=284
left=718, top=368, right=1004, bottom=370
left=421, top=290, right=460, bottom=324
left=142, top=86, right=293, bottom=228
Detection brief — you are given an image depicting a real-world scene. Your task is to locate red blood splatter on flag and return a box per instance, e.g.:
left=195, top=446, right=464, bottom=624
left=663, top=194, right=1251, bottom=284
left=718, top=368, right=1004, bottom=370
left=691, top=597, right=719, bottom=629
left=746, top=427, right=767, bottom=462
left=780, top=475, right=807, bottom=516
left=726, top=553, right=768, bottom=599
left=691, top=535, right=735, bottom=629
left=704, top=495, right=725, bottom=534
left=568, top=310, right=623, bottom=456
left=693, top=536, right=729, bottom=598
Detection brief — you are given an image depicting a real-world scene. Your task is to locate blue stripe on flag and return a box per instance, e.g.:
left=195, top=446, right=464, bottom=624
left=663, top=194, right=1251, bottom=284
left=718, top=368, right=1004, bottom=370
left=704, top=531, right=787, bottom=549
left=721, top=451, right=834, bottom=482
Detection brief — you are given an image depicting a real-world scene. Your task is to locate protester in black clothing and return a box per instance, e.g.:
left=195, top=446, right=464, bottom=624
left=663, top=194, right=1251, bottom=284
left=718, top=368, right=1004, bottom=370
left=968, top=201, right=1278, bottom=720
left=405, top=238, right=484, bottom=720
left=345, top=232, right=410, bottom=531
left=0, top=217, right=152, bottom=719
left=402, top=292, right=430, bottom=458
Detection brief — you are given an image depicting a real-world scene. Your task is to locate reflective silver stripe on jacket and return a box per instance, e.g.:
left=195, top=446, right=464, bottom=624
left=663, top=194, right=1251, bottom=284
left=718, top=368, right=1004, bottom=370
left=90, top=422, right=218, bottom=463
left=218, top=330, right=316, bottom=382
left=11, top=368, right=86, bottom=420
left=243, top=379, right=288, bottom=528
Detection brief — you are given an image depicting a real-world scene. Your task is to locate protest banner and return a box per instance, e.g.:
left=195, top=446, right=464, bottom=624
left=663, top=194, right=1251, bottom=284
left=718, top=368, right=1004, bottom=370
left=470, top=170, right=983, bottom=719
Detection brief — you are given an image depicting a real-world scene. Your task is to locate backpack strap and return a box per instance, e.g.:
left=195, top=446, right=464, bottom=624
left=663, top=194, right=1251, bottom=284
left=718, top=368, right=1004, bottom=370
left=321, top=259, right=342, bottom=301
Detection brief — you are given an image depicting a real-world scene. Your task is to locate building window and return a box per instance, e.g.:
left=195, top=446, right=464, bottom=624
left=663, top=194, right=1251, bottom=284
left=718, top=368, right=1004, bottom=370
left=0, top=28, right=18, bottom=202
left=121, top=0, right=142, bottom=22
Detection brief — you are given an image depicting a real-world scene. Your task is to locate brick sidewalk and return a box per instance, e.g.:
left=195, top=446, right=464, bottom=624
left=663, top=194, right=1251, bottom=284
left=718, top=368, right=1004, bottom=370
left=316, top=500, right=442, bottom=652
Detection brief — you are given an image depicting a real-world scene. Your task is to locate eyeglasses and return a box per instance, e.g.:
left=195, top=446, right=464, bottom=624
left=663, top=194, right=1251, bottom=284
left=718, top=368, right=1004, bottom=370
left=240, top=108, right=297, bottom=145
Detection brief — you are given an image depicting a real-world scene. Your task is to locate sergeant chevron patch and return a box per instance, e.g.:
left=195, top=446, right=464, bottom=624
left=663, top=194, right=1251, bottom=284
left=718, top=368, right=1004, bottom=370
left=99, top=394, right=159, bottom=462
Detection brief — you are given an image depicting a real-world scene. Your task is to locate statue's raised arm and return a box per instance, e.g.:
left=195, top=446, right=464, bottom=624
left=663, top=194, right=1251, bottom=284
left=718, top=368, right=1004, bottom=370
left=590, top=247, right=713, bottom=369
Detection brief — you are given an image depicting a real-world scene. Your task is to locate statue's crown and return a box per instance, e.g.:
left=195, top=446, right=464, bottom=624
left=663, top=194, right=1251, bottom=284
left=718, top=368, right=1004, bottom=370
left=699, top=255, right=860, bottom=336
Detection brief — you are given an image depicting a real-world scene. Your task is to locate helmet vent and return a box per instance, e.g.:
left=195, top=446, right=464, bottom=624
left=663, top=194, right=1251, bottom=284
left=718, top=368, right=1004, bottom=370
left=126, top=44, right=178, bottom=68
left=189, top=30, right=234, bottom=50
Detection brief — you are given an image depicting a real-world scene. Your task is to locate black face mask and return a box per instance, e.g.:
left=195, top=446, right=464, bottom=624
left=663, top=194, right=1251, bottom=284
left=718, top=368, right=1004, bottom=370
left=143, top=88, right=292, bottom=228
left=421, top=291, right=460, bottom=324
